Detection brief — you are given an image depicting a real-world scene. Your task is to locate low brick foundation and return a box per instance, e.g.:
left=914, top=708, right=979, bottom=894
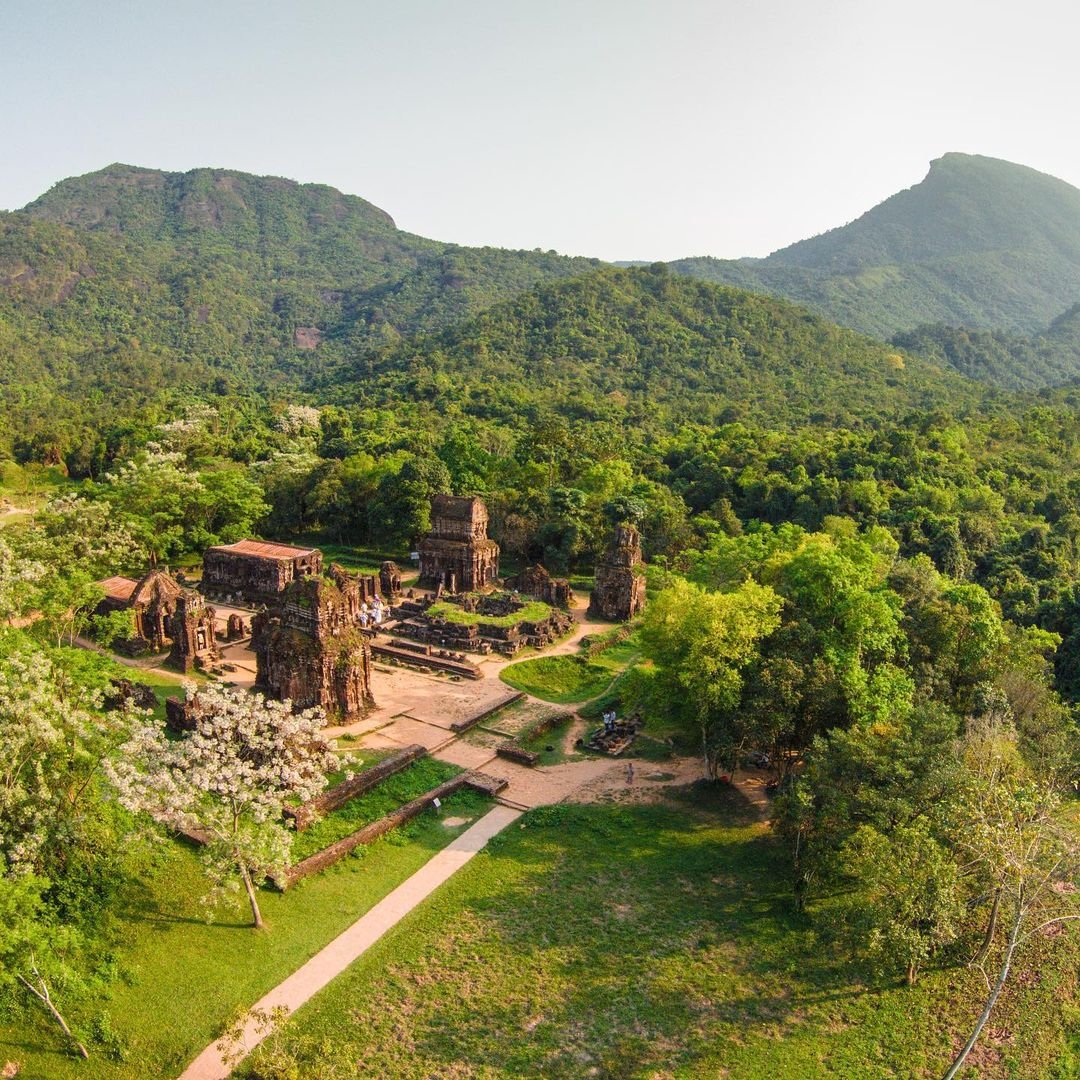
left=496, top=744, right=539, bottom=767
left=449, top=692, right=526, bottom=733
left=274, top=771, right=508, bottom=890
left=283, top=744, right=428, bottom=831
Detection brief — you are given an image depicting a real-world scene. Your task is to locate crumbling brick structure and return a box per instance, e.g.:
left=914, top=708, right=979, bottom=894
left=167, top=590, right=219, bottom=673
left=380, top=560, right=402, bottom=600
left=418, top=496, right=499, bottom=593
left=96, top=569, right=218, bottom=666
left=392, top=592, right=575, bottom=656
left=588, top=524, right=647, bottom=622
left=95, top=570, right=180, bottom=651
left=252, top=564, right=375, bottom=722
left=202, top=540, right=322, bottom=601
left=506, top=564, right=575, bottom=608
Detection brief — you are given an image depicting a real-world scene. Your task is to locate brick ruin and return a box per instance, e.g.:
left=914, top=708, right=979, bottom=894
left=392, top=591, right=575, bottom=656
left=167, top=590, right=219, bottom=673
left=252, top=564, right=375, bottom=721
left=418, top=495, right=499, bottom=593
left=588, top=524, right=647, bottom=622
left=202, top=539, right=323, bottom=601
left=505, top=564, right=575, bottom=608
left=380, top=560, right=402, bottom=600
left=95, top=569, right=220, bottom=669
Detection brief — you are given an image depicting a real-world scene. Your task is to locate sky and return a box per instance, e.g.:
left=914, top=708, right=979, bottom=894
left=4, top=0, right=1080, bottom=261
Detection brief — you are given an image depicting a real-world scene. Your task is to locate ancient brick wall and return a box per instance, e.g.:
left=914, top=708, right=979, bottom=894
left=588, top=524, right=647, bottom=622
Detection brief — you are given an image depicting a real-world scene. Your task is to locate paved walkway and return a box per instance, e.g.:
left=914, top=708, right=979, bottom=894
left=177, top=804, right=523, bottom=1080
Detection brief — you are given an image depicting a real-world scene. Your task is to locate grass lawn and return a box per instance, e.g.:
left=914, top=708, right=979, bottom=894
left=244, top=796, right=1080, bottom=1080
left=428, top=597, right=554, bottom=629
left=0, top=805, right=491, bottom=1079
left=291, top=758, right=468, bottom=862
left=500, top=655, right=614, bottom=703
left=500, top=630, right=642, bottom=705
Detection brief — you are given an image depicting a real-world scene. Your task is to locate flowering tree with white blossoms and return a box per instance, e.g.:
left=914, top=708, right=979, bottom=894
left=0, top=643, right=132, bottom=1058
left=275, top=404, right=322, bottom=437
left=108, top=683, right=338, bottom=929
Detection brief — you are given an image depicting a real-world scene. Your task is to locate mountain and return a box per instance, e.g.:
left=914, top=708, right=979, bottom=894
left=339, top=265, right=987, bottom=430
left=671, top=154, right=1080, bottom=340
left=0, top=164, right=600, bottom=453
left=17, top=163, right=600, bottom=346
left=892, top=300, right=1080, bottom=391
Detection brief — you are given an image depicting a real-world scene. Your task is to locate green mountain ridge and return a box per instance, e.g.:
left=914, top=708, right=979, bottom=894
left=671, top=153, right=1080, bottom=341
left=342, top=264, right=987, bottom=430
left=0, top=164, right=601, bottom=456
left=23, top=162, right=399, bottom=237
left=6, top=155, right=1078, bottom=468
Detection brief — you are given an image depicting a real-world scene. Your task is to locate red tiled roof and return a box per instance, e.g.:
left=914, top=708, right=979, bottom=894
left=98, top=576, right=138, bottom=602
left=209, top=539, right=319, bottom=561
left=130, top=569, right=184, bottom=606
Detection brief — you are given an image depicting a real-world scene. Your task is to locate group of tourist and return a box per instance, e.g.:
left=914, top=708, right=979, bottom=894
left=359, top=595, right=386, bottom=629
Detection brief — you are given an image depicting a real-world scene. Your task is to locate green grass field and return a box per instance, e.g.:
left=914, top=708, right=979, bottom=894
left=500, top=654, right=615, bottom=703
left=500, top=629, right=642, bottom=704
left=0, top=805, right=489, bottom=1079
left=244, top=797, right=1080, bottom=1080
left=428, top=597, right=554, bottom=628
left=290, top=758, right=469, bottom=862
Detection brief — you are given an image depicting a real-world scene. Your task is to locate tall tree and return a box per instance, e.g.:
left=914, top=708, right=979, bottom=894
left=638, top=576, right=782, bottom=777
left=108, top=683, right=338, bottom=929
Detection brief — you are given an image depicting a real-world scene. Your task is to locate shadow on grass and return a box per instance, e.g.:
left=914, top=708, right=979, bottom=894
left=245, top=799, right=890, bottom=1079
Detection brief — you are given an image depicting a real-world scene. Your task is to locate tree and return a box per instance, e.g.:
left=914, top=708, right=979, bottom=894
left=826, top=821, right=961, bottom=986
left=100, top=446, right=204, bottom=563
left=108, top=683, right=338, bottom=928
left=776, top=704, right=960, bottom=907
left=369, top=454, right=452, bottom=548
left=0, top=874, right=89, bottom=1059
left=941, top=705, right=1080, bottom=1077
left=638, top=576, right=782, bottom=777
left=0, top=643, right=136, bottom=1058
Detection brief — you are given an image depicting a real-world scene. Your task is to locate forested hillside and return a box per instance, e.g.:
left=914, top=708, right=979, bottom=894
left=345, top=264, right=985, bottom=428
left=672, top=153, right=1080, bottom=342
left=1, top=164, right=599, bottom=460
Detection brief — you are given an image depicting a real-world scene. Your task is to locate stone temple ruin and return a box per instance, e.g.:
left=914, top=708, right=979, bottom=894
left=505, top=564, right=574, bottom=608
left=252, top=564, right=375, bottom=721
left=96, top=569, right=219, bottom=670
left=418, top=496, right=499, bottom=593
left=202, top=539, right=322, bottom=601
left=167, top=590, right=218, bottom=673
left=588, top=523, right=647, bottom=622
left=392, top=591, right=576, bottom=657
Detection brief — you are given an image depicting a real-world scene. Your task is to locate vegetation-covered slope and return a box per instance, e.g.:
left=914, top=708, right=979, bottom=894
left=0, top=164, right=600, bottom=451
left=889, top=299, right=1080, bottom=390
left=671, top=154, right=1080, bottom=340
left=347, top=264, right=985, bottom=430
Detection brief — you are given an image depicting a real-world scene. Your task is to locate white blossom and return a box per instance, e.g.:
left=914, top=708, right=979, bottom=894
left=275, top=405, right=322, bottom=436
left=107, top=682, right=342, bottom=927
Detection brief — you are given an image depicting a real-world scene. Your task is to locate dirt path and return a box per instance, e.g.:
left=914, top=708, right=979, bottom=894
left=0, top=507, right=31, bottom=527
left=177, top=804, right=523, bottom=1080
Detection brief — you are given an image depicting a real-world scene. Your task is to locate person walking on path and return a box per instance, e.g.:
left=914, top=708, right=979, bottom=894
left=625, top=761, right=634, bottom=784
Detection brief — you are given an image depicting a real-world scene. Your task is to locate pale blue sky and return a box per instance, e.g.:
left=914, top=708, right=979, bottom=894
left=4, top=0, right=1079, bottom=260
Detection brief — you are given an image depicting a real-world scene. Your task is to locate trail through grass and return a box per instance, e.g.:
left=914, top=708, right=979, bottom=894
left=0, top=809, right=486, bottom=1079
left=244, top=799, right=1080, bottom=1079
